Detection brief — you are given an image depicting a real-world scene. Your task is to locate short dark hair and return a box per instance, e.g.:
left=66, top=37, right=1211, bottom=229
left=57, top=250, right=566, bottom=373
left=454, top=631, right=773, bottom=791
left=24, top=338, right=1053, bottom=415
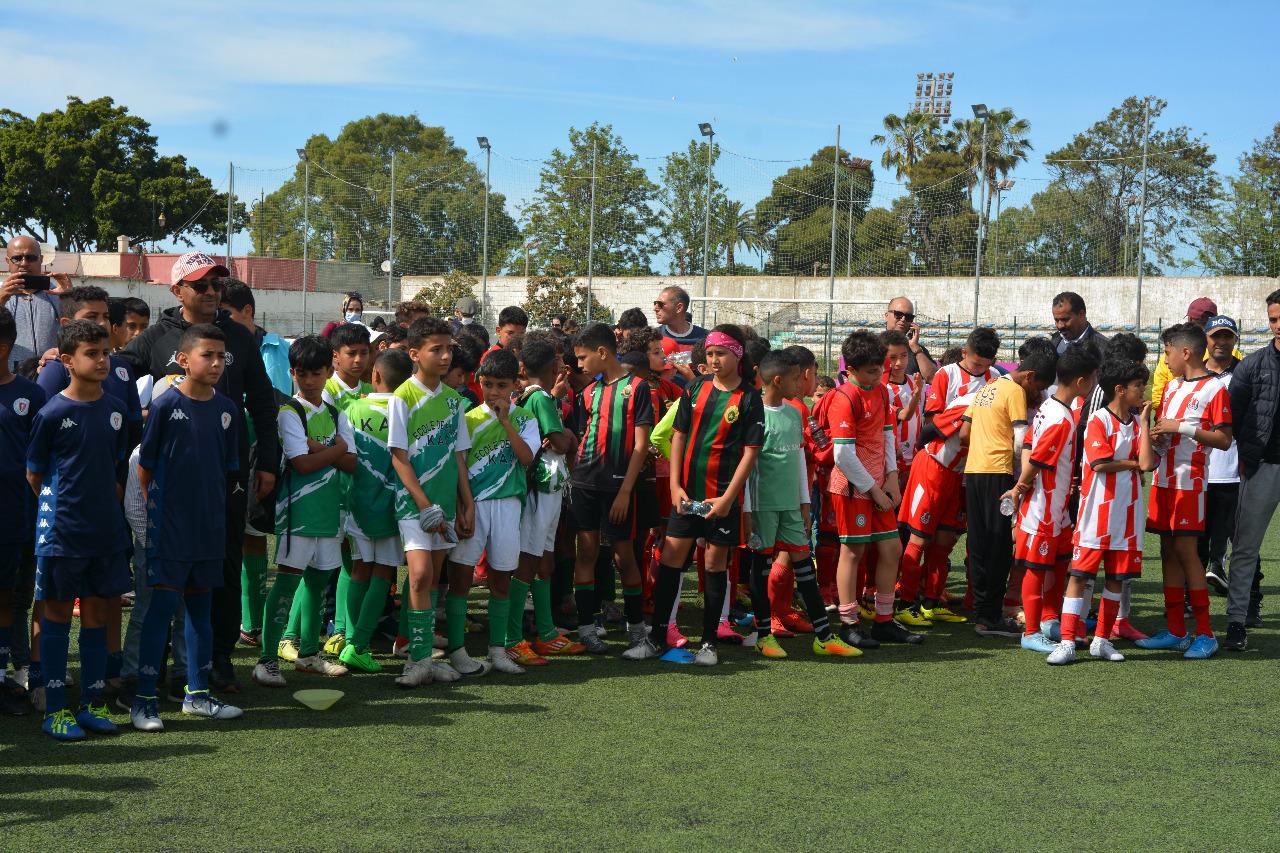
left=620, top=326, right=660, bottom=357
left=520, top=335, right=560, bottom=378
left=123, top=297, right=150, bottom=319
left=816, top=375, right=837, bottom=390
left=745, top=337, right=771, bottom=371
left=661, top=285, right=691, bottom=310
left=381, top=324, right=408, bottom=346
left=0, top=307, right=15, bottom=348
left=1105, top=332, right=1148, bottom=363
left=574, top=322, right=617, bottom=354
left=456, top=322, right=490, bottom=348
left=449, top=344, right=476, bottom=374
left=477, top=347, right=519, bottom=381
left=179, top=323, right=225, bottom=354
left=221, top=279, right=255, bottom=312
left=330, top=322, right=371, bottom=350
left=58, top=319, right=109, bottom=355
left=1266, top=289, right=1280, bottom=308
left=1055, top=343, right=1099, bottom=385
left=1018, top=335, right=1056, bottom=362
left=940, top=346, right=964, bottom=366
left=374, top=347, right=413, bottom=389
left=1053, top=291, right=1086, bottom=314
left=965, top=327, right=1001, bottom=360
left=497, top=306, right=529, bottom=328
left=617, top=307, right=648, bottom=331
left=758, top=349, right=797, bottom=385
left=289, top=334, right=333, bottom=371
left=879, top=329, right=909, bottom=349
left=406, top=316, right=453, bottom=349
left=841, top=330, right=885, bottom=370
left=1018, top=348, right=1058, bottom=384
left=690, top=342, right=707, bottom=367
left=783, top=344, right=817, bottom=369
left=107, top=297, right=127, bottom=328
left=59, top=285, right=109, bottom=320
left=1164, top=322, right=1207, bottom=357
left=1099, top=357, right=1149, bottom=405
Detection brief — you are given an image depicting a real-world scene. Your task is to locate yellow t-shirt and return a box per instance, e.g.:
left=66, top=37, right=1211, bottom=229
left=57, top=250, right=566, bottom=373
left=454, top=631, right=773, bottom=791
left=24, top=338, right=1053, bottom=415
left=963, top=375, right=1029, bottom=475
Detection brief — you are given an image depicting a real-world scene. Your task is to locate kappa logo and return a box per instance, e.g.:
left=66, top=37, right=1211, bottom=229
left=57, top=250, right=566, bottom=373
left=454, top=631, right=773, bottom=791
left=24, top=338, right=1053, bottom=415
left=115, top=365, right=129, bottom=382
left=221, top=411, right=232, bottom=429
left=169, top=409, right=189, bottom=421
left=1091, top=440, right=1102, bottom=448
left=109, top=412, right=123, bottom=431
left=1179, top=517, right=1189, bottom=526
left=13, top=397, right=29, bottom=416
left=60, top=417, right=76, bottom=430
left=40, top=502, right=50, bottom=512
left=40, top=486, right=51, bottom=496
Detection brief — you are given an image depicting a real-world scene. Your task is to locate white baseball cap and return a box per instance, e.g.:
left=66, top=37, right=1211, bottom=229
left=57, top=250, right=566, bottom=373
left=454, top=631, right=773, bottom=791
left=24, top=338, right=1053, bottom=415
left=170, top=251, right=230, bottom=287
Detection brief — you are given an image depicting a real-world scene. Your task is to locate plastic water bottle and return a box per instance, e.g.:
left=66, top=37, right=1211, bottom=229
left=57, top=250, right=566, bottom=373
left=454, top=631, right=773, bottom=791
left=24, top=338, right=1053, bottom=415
left=999, top=495, right=1016, bottom=517
left=808, top=417, right=831, bottom=450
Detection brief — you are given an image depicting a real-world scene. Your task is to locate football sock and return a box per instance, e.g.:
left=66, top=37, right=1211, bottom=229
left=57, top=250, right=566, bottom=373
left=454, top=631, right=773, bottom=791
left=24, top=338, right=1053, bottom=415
left=874, top=591, right=895, bottom=624
left=838, top=602, right=858, bottom=626
left=747, top=551, right=772, bottom=638
left=793, top=557, right=833, bottom=641
left=574, top=582, right=596, bottom=627
left=352, top=575, right=391, bottom=653
left=899, top=540, right=925, bottom=602
left=1189, top=587, right=1213, bottom=637
left=240, top=553, right=267, bottom=632
left=39, top=618, right=70, bottom=714
left=594, top=549, right=615, bottom=608
left=649, top=564, right=683, bottom=644
left=333, top=550, right=353, bottom=637
left=924, top=543, right=951, bottom=602
left=1164, top=585, right=1187, bottom=636
left=106, top=650, right=122, bottom=682
left=488, top=595, right=510, bottom=649
left=138, top=589, right=181, bottom=696
left=1042, top=561, right=1068, bottom=623
left=532, top=577, right=557, bottom=642
left=260, top=572, right=301, bottom=663
left=702, top=570, right=727, bottom=644
left=283, top=588, right=303, bottom=642
left=446, top=593, right=469, bottom=652
left=77, top=626, right=107, bottom=705
left=407, top=608, right=436, bottom=662
left=182, top=590, right=213, bottom=693
left=296, top=569, right=328, bottom=657
left=1060, top=595, right=1085, bottom=644
left=622, top=582, right=643, bottom=625
left=1022, top=569, right=1045, bottom=636
left=507, top=577, right=530, bottom=647
left=1097, top=588, right=1121, bottom=641
left=767, top=558, right=795, bottom=617
left=397, top=574, right=410, bottom=641
left=345, top=576, right=371, bottom=640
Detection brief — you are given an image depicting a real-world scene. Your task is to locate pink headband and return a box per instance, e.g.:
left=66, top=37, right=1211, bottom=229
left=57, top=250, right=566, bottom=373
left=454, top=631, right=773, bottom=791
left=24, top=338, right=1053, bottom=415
left=704, top=331, right=743, bottom=359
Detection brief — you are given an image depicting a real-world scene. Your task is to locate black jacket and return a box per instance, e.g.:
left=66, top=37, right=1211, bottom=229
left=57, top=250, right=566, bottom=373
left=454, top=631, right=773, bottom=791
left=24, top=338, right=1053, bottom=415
left=1228, top=343, right=1280, bottom=477
left=120, top=306, right=281, bottom=475
left=1049, top=323, right=1108, bottom=355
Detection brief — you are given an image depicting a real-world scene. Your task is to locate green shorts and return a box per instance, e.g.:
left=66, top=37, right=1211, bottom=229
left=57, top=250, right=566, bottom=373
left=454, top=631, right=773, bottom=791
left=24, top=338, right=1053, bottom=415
left=751, top=508, right=810, bottom=553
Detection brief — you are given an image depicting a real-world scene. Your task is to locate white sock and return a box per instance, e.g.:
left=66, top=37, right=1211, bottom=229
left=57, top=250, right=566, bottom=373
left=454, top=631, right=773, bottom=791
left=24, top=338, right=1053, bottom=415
left=669, top=572, right=683, bottom=622
left=719, top=574, right=731, bottom=622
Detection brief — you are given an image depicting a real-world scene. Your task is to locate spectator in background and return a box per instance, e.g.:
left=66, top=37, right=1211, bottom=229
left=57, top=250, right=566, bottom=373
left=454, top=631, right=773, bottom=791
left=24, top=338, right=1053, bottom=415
left=451, top=296, right=478, bottom=334
left=483, top=306, right=528, bottom=361
left=369, top=315, right=387, bottom=332
left=1151, top=297, right=1244, bottom=406
left=551, top=314, right=568, bottom=335
left=1, top=236, right=70, bottom=371
left=1049, top=291, right=1108, bottom=356
left=1199, top=316, right=1247, bottom=598
left=653, top=285, right=707, bottom=386
left=107, top=297, right=151, bottom=351
left=561, top=316, right=579, bottom=337
left=616, top=307, right=649, bottom=345
left=884, top=296, right=938, bottom=382
left=320, top=292, right=365, bottom=338
left=221, top=280, right=293, bottom=397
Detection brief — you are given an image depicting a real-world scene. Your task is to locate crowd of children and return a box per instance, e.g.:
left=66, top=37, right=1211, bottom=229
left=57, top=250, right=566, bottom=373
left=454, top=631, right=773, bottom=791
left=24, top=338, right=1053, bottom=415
left=0, top=271, right=1253, bottom=741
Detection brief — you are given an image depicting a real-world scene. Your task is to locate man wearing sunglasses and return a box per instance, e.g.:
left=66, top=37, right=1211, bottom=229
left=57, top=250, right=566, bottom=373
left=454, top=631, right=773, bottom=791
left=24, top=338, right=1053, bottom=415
left=1, top=236, right=72, bottom=372
left=120, top=252, right=281, bottom=694
left=884, top=296, right=937, bottom=381
left=654, top=285, right=707, bottom=387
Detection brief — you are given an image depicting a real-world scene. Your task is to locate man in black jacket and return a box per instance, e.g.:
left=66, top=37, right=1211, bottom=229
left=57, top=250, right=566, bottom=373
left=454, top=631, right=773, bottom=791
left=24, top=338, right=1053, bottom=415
left=1049, top=291, right=1108, bottom=355
left=120, top=252, right=280, bottom=691
left=1222, top=290, right=1280, bottom=651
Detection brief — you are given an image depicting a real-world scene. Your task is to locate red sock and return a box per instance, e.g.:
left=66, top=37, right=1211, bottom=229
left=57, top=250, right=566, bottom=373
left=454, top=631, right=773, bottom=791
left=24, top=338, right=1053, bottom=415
left=1163, top=586, right=1186, bottom=636
left=1061, top=597, right=1084, bottom=644
left=899, top=541, right=925, bottom=602
left=874, top=591, right=894, bottom=623
left=816, top=539, right=839, bottom=605
left=924, top=543, right=950, bottom=600
left=1041, top=562, right=1067, bottom=622
left=768, top=560, right=796, bottom=616
left=1097, top=590, right=1120, bottom=640
left=1189, top=587, right=1213, bottom=637
left=1021, top=570, right=1044, bottom=636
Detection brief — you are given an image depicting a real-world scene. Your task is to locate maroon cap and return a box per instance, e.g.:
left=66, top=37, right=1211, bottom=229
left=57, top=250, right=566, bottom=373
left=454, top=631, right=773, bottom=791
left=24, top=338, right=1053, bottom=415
left=1187, top=297, right=1218, bottom=321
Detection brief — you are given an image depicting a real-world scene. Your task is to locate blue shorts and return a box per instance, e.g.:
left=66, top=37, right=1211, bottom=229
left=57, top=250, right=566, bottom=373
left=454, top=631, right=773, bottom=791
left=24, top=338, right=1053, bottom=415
left=35, top=551, right=132, bottom=602
left=146, top=558, right=225, bottom=590
left=0, top=542, right=22, bottom=589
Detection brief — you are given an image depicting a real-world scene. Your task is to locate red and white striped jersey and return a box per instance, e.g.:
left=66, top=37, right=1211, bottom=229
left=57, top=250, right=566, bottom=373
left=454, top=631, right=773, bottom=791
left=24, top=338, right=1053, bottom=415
left=1153, top=374, right=1232, bottom=492
left=923, top=363, right=1000, bottom=471
left=1018, top=397, right=1077, bottom=538
left=926, top=391, right=978, bottom=471
left=1074, top=408, right=1144, bottom=552
left=884, top=376, right=921, bottom=467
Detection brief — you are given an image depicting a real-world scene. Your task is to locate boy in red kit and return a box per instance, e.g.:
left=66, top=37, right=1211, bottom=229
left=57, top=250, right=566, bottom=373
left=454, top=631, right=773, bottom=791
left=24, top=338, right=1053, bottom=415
left=880, top=331, right=923, bottom=486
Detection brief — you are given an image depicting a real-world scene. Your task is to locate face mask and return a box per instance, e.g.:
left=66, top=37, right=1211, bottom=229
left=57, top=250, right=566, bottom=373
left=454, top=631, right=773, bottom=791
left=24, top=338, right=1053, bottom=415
left=459, top=316, right=473, bottom=326
left=345, top=311, right=363, bottom=324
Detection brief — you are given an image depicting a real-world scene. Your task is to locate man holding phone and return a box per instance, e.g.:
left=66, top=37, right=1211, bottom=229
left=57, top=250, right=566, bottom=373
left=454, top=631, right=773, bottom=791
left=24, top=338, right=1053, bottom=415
left=1, top=236, right=69, bottom=371
left=654, top=285, right=707, bottom=387
left=884, top=296, right=937, bottom=382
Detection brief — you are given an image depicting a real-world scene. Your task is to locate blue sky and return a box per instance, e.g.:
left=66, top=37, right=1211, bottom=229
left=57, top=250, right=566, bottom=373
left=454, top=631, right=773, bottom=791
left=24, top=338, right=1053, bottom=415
left=12, top=0, right=1279, bottom=247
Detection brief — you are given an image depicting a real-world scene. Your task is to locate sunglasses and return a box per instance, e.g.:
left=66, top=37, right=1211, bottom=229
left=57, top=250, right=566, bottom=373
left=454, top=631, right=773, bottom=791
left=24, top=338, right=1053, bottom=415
left=8, top=254, right=40, bottom=263
left=181, top=278, right=225, bottom=294
left=890, top=309, right=916, bottom=323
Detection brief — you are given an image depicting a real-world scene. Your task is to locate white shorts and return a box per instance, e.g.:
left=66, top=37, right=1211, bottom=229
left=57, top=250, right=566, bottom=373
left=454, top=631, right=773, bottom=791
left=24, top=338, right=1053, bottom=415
left=346, top=517, right=402, bottom=567
left=398, top=518, right=456, bottom=554
left=275, top=534, right=343, bottom=572
left=244, top=519, right=268, bottom=537
left=519, top=490, right=563, bottom=556
left=448, top=497, right=521, bottom=572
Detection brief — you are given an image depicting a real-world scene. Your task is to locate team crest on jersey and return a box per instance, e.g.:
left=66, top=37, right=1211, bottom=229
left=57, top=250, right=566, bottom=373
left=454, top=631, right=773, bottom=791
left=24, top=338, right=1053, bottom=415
left=1038, top=541, right=1050, bottom=556
left=13, top=397, right=29, bottom=416
left=856, top=513, right=867, bottom=527
left=109, top=412, right=123, bottom=431
left=1072, top=547, right=1081, bottom=561
left=620, top=384, right=632, bottom=399
left=724, top=405, right=739, bottom=423
left=920, top=511, right=932, bottom=526
left=221, top=412, right=233, bottom=429
left=115, top=365, right=129, bottom=382
left=225, top=351, right=235, bottom=366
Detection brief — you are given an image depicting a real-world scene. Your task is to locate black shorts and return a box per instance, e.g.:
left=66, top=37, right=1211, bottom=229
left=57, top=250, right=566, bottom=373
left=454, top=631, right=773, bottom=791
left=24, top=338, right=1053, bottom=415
left=0, top=542, right=22, bottom=589
left=666, top=504, right=744, bottom=547
left=568, top=484, right=657, bottom=542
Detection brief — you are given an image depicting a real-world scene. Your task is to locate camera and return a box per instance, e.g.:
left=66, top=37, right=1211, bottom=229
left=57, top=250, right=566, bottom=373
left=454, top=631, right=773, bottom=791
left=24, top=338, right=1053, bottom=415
left=20, top=275, right=52, bottom=292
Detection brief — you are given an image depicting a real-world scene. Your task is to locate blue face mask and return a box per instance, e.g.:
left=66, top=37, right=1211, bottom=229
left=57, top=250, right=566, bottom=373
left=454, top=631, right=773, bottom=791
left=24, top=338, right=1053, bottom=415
left=345, top=311, right=363, bottom=324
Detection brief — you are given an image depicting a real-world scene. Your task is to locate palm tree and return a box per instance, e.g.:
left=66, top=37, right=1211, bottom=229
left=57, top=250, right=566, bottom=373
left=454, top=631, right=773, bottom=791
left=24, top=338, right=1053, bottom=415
left=715, top=199, right=764, bottom=274
left=947, top=108, right=1033, bottom=220
left=871, top=112, right=943, bottom=180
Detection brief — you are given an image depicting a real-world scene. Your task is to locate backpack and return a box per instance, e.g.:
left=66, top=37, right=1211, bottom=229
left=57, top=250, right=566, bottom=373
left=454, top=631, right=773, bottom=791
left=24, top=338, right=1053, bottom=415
left=809, top=383, right=864, bottom=468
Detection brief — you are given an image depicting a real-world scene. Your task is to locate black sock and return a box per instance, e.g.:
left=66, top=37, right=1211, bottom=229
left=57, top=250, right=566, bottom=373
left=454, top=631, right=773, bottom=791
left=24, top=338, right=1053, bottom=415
left=594, top=548, right=616, bottom=606
left=623, top=587, right=644, bottom=625
left=574, top=583, right=597, bottom=627
left=747, top=550, right=771, bottom=638
left=649, top=564, right=684, bottom=645
left=794, top=556, right=833, bottom=641
left=703, top=570, right=727, bottom=645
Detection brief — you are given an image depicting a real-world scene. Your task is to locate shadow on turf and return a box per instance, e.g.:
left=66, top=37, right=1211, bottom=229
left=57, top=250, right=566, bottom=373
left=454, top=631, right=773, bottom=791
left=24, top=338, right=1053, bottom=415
left=0, top=773, right=158, bottom=828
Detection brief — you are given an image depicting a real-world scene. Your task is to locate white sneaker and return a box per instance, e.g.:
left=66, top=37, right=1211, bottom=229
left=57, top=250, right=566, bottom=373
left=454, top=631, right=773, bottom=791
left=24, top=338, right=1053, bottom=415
left=429, top=661, right=461, bottom=683
left=1046, top=640, right=1077, bottom=666
left=621, top=638, right=661, bottom=661
left=295, top=655, right=348, bottom=677
left=182, top=691, right=244, bottom=720
left=131, top=697, right=164, bottom=732
left=11, top=666, right=29, bottom=691
left=448, top=648, right=492, bottom=677
left=252, top=661, right=287, bottom=688
left=394, top=658, right=434, bottom=688
left=433, top=632, right=448, bottom=649
left=693, top=642, right=719, bottom=666
left=488, top=646, right=526, bottom=675
left=1089, top=636, right=1125, bottom=662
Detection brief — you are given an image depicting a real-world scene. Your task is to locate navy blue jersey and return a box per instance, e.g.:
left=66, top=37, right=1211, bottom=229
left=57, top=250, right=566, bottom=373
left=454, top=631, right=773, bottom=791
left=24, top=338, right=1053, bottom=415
left=0, top=376, right=47, bottom=545
left=37, top=355, right=141, bottom=428
left=27, top=393, right=130, bottom=557
left=138, top=389, right=239, bottom=562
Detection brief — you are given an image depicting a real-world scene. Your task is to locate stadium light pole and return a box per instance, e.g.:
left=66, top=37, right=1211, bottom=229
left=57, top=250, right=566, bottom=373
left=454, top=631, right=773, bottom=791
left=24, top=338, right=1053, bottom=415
left=1134, top=98, right=1150, bottom=331
left=387, top=152, right=396, bottom=310
left=971, top=104, right=989, bottom=328
left=699, top=122, right=715, bottom=327
left=586, top=138, right=598, bottom=320
left=825, top=125, right=841, bottom=367
left=477, top=137, right=491, bottom=322
left=993, top=178, right=1014, bottom=275
left=297, top=148, right=309, bottom=332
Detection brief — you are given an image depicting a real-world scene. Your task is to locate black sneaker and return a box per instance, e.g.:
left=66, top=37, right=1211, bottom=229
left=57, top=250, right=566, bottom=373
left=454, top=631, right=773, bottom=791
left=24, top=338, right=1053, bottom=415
left=870, top=619, right=923, bottom=645
left=1205, top=564, right=1229, bottom=596
left=210, top=656, right=242, bottom=694
left=1223, top=621, right=1248, bottom=651
left=974, top=616, right=1022, bottom=638
left=114, top=679, right=137, bottom=713
left=839, top=623, right=880, bottom=650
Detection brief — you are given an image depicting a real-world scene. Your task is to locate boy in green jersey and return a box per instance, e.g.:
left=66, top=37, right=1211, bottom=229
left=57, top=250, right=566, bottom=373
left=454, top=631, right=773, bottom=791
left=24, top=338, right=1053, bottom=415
left=446, top=349, right=540, bottom=675
left=337, top=348, right=414, bottom=673
left=252, top=336, right=356, bottom=687
left=387, top=317, right=474, bottom=686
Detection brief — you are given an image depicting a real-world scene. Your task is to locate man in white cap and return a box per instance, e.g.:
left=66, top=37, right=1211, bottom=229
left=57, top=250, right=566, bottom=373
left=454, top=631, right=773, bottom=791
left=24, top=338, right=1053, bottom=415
left=120, top=252, right=280, bottom=693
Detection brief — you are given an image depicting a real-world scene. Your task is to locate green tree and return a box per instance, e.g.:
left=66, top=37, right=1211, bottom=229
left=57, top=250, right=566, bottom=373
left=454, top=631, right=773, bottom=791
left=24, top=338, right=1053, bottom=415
left=656, top=140, right=726, bottom=274
left=899, top=151, right=978, bottom=275
left=714, top=199, right=765, bottom=274
left=524, top=264, right=610, bottom=325
left=413, top=269, right=478, bottom=317
left=945, top=108, right=1033, bottom=219
left=259, top=114, right=518, bottom=277
left=522, top=123, right=659, bottom=276
left=1196, top=123, right=1280, bottom=276
left=871, top=112, right=943, bottom=180
left=0, top=96, right=236, bottom=250
left=853, top=207, right=911, bottom=276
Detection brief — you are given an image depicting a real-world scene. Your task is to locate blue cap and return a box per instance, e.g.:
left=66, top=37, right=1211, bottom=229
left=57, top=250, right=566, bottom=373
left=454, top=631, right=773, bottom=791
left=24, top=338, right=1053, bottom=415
left=1205, top=315, right=1237, bottom=335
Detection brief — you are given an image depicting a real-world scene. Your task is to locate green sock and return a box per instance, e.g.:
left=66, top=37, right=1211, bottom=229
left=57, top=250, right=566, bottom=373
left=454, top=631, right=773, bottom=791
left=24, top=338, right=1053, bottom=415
left=532, top=577, right=556, bottom=642
left=351, top=575, right=390, bottom=653
left=283, top=589, right=303, bottom=642
left=507, top=578, right=531, bottom=647
left=241, top=554, right=268, bottom=632
left=334, top=549, right=353, bottom=636
left=488, top=595, right=510, bottom=649
left=297, top=568, right=328, bottom=657
left=446, top=593, right=469, bottom=652
left=407, top=608, right=436, bottom=662
left=345, top=576, right=370, bottom=642
left=260, top=572, right=301, bottom=663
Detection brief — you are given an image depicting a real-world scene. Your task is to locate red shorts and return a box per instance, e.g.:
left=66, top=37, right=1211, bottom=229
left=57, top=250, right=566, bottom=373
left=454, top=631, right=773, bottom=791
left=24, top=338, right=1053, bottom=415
left=1014, top=527, right=1072, bottom=572
left=898, top=454, right=965, bottom=538
left=831, top=491, right=898, bottom=544
left=1145, top=485, right=1205, bottom=536
left=1068, top=546, right=1143, bottom=580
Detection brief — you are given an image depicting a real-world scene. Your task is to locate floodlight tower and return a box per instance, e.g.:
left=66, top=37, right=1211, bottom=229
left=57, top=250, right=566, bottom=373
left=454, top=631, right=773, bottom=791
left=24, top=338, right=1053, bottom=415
left=913, top=71, right=954, bottom=121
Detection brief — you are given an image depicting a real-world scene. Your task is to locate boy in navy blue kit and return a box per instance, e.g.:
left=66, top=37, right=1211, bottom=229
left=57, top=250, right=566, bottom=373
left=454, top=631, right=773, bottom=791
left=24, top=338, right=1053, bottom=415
left=0, top=308, right=45, bottom=717
left=131, top=324, right=243, bottom=731
left=26, top=320, right=132, bottom=741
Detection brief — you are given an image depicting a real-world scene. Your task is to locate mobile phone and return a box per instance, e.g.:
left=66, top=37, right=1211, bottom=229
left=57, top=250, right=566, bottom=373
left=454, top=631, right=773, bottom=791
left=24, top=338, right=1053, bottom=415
left=20, top=274, right=52, bottom=292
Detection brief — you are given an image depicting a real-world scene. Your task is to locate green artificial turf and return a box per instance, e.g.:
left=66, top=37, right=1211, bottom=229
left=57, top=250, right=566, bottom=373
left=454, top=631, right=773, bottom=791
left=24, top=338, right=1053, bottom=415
left=2, top=529, right=1277, bottom=851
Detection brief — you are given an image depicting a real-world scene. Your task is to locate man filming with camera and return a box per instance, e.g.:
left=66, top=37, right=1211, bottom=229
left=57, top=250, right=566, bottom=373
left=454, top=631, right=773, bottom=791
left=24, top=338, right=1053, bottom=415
left=1, top=236, right=71, bottom=371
